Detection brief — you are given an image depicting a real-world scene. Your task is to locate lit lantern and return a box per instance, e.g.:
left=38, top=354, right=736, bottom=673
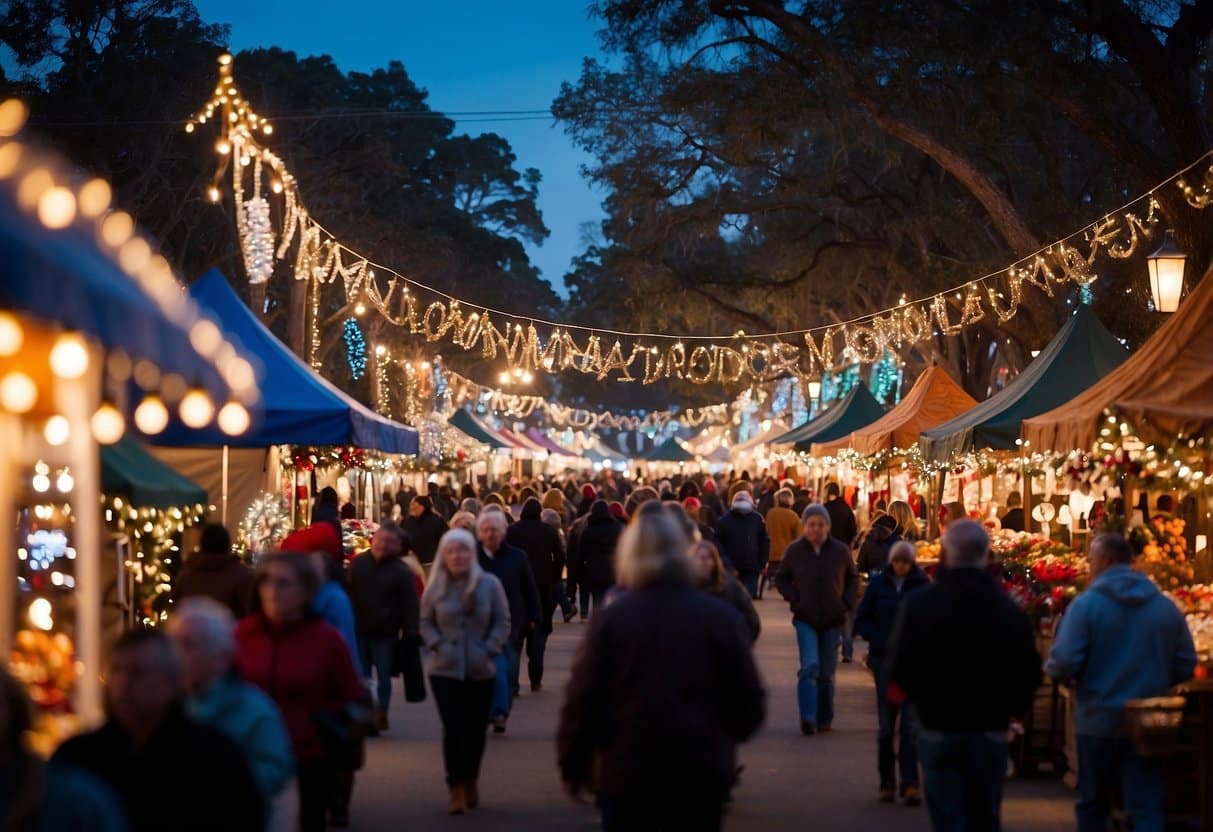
left=807, top=380, right=822, bottom=401
left=49, top=332, right=89, bottom=379
left=133, top=394, right=169, bottom=435
left=178, top=388, right=214, bottom=428
left=0, top=371, right=37, bottom=413
left=217, top=400, right=250, bottom=436
left=1146, top=229, right=1186, bottom=313
left=90, top=401, right=125, bottom=444
left=43, top=414, right=70, bottom=446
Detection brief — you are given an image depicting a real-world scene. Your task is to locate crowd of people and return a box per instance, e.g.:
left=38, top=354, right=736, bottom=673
left=0, top=467, right=1199, bottom=832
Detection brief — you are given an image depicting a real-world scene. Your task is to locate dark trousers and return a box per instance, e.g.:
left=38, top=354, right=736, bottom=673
left=357, top=634, right=395, bottom=712
left=331, top=769, right=354, bottom=814
left=599, top=791, right=725, bottom=831
left=579, top=583, right=592, bottom=617
left=298, top=758, right=336, bottom=832
left=873, top=662, right=919, bottom=788
left=430, top=675, right=495, bottom=786
left=1076, top=735, right=1165, bottom=832
left=739, top=571, right=760, bottom=599
left=524, top=626, right=550, bottom=686
left=917, top=729, right=1008, bottom=832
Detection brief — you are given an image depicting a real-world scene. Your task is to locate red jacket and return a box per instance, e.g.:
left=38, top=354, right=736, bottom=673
left=234, top=614, right=364, bottom=762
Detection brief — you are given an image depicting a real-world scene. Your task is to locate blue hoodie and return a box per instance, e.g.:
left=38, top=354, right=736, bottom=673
left=1047, top=565, right=1196, bottom=736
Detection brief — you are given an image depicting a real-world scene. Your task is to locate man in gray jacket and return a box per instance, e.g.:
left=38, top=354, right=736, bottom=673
left=1047, top=533, right=1196, bottom=832
left=774, top=503, right=857, bottom=735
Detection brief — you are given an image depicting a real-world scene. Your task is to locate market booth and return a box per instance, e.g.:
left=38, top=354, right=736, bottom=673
left=642, top=435, right=698, bottom=475
left=773, top=383, right=885, bottom=452
left=0, top=103, right=258, bottom=744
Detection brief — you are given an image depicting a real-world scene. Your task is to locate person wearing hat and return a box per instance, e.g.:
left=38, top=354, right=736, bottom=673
left=774, top=503, right=857, bottom=735
left=764, top=488, right=803, bottom=597
left=714, top=490, right=771, bottom=599
left=854, top=540, right=930, bottom=805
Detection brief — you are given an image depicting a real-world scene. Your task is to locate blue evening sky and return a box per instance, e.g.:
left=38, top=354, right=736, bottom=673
left=193, top=0, right=607, bottom=294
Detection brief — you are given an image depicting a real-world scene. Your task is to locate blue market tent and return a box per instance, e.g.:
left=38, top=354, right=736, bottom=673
left=771, top=384, right=886, bottom=452
left=448, top=409, right=509, bottom=450
left=920, top=305, right=1129, bottom=462
left=154, top=270, right=417, bottom=454
left=101, top=436, right=207, bottom=509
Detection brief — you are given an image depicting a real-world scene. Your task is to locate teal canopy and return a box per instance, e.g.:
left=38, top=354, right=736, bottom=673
left=448, top=409, right=509, bottom=450
left=919, top=305, right=1129, bottom=462
left=643, top=436, right=696, bottom=462
left=772, top=384, right=886, bottom=452
left=101, top=436, right=208, bottom=509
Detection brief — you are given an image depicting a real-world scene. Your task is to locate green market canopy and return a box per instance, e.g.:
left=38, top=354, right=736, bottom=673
left=644, top=436, right=696, bottom=462
left=447, top=409, right=510, bottom=450
left=772, top=384, right=886, bottom=452
left=920, top=305, right=1129, bottom=462
left=101, top=436, right=207, bottom=509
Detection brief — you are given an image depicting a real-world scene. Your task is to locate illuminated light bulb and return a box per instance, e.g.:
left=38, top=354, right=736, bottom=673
left=217, top=401, right=250, bottom=436
left=224, top=358, right=256, bottom=394
left=228, top=112, right=238, bottom=124
left=0, top=312, right=23, bottom=355
left=31, top=473, right=50, bottom=493
left=56, top=469, right=74, bottom=493
left=354, top=302, right=366, bottom=316
left=218, top=53, right=233, bottom=66
left=28, top=598, right=53, bottom=631
left=262, top=124, right=273, bottom=135
left=100, top=211, right=134, bottom=247
left=0, top=371, right=37, bottom=413
left=270, top=180, right=283, bottom=194
left=37, top=186, right=76, bottom=229
left=374, top=345, right=386, bottom=357
left=240, top=155, right=251, bottom=167
left=78, top=178, right=111, bottom=218
left=49, top=332, right=89, bottom=379
left=118, top=237, right=152, bottom=275
left=90, top=401, right=125, bottom=444
left=178, top=388, right=215, bottom=428
left=133, top=394, right=169, bottom=435
left=521, top=371, right=534, bottom=384
left=498, top=372, right=511, bottom=385
left=512, top=367, right=523, bottom=378
left=184, top=122, right=195, bottom=134
left=420, top=361, right=431, bottom=370
left=43, top=415, right=70, bottom=446
left=189, top=319, right=223, bottom=357
left=207, top=185, right=221, bottom=203
left=0, top=98, right=28, bottom=137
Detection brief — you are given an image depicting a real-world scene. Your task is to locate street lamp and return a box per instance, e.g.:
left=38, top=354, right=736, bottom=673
left=1146, top=229, right=1187, bottom=313
left=807, top=379, right=822, bottom=418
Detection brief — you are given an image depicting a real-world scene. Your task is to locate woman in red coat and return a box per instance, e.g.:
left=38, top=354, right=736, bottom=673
left=235, top=551, right=365, bottom=832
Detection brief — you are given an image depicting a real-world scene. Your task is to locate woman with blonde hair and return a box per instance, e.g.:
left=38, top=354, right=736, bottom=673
left=886, top=500, right=920, bottom=541
left=558, top=510, right=766, bottom=828
left=420, top=529, right=510, bottom=815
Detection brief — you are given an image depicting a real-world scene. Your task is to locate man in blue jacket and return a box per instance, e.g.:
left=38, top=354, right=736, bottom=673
left=1047, top=533, right=1196, bottom=832
left=477, top=507, right=542, bottom=734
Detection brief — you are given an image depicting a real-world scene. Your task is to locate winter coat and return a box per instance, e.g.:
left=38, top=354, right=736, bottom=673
left=1000, top=507, right=1025, bottom=533
left=853, top=565, right=930, bottom=657
left=571, top=502, right=623, bottom=593
left=478, top=542, right=542, bottom=646
left=313, top=579, right=358, bottom=659
left=173, top=550, right=256, bottom=619
left=714, top=508, right=770, bottom=575
left=764, top=506, right=802, bottom=565
left=1047, top=564, right=1197, bottom=736
left=404, top=509, right=449, bottom=565
left=187, top=670, right=295, bottom=801
left=419, top=571, right=510, bottom=681
left=856, top=522, right=902, bottom=574
left=825, top=497, right=858, bottom=547
left=887, top=568, right=1040, bottom=733
left=506, top=500, right=567, bottom=632
left=774, top=536, right=857, bottom=631
left=347, top=551, right=420, bottom=640
left=708, top=575, right=761, bottom=643
left=54, top=706, right=262, bottom=832
left=557, top=583, right=765, bottom=797
left=234, top=614, right=365, bottom=763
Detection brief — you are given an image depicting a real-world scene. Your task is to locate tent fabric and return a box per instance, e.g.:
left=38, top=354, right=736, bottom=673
left=731, top=420, right=790, bottom=455
left=920, top=306, right=1129, bottom=462
left=497, top=427, right=544, bottom=454
left=1023, top=269, right=1213, bottom=450
left=583, top=438, right=628, bottom=464
left=816, top=365, right=976, bottom=456
left=772, top=384, right=886, bottom=451
left=100, top=437, right=208, bottom=509
left=0, top=169, right=242, bottom=405
left=525, top=428, right=579, bottom=457
left=149, top=446, right=271, bottom=524
left=644, top=437, right=696, bottom=462
left=448, top=409, right=508, bottom=449
left=154, top=270, right=417, bottom=454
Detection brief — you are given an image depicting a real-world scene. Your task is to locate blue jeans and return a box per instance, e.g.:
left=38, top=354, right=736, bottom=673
left=873, top=662, right=919, bottom=788
left=917, top=729, right=1008, bottom=832
left=793, top=620, right=840, bottom=725
left=740, top=571, right=760, bottom=599
left=358, top=635, right=395, bottom=711
left=1076, top=735, right=1164, bottom=832
left=491, top=642, right=520, bottom=719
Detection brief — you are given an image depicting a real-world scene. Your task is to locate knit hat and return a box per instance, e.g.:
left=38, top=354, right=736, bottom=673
left=608, top=501, right=627, bottom=521
left=800, top=503, right=831, bottom=525
left=581, top=483, right=598, bottom=501
left=682, top=496, right=702, bottom=512
left=280, top=523, right=344, bottom=562
left=703, top=478, right=717, bottom=493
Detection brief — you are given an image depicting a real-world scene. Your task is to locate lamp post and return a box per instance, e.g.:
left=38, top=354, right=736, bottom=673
left=1146, top=229, right=1187, bottom=313
left=807, top=379, right=822, bottom=418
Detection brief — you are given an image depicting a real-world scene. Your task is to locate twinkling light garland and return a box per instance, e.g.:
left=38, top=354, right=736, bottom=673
left=343, top=318, right=366, bottom=380
left=237, top=492, right=291, bottom=557
left=191, top=55, right=1213, bottom=387
left=240, top=195, right=274, bottom=285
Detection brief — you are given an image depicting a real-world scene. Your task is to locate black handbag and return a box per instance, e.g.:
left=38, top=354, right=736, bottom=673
left=393, top=635, right=427, bottom=703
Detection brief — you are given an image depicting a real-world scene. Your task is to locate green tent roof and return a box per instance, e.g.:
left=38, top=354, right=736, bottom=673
left=100, top=436, right=208, bottom=509
left=448, top=409, right=508, bottom=450
left=771, top=384, right=886, bottom=452
left=919, top=305, right=1129, bottom=462
left=643, top=436, right=696, bottom=462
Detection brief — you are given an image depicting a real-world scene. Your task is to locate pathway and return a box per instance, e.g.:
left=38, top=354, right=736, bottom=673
left=350, top=598, right=1075, bottom=830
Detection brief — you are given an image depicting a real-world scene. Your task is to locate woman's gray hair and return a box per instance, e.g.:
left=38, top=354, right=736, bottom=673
left=168, top=596, right=236, bottom=658
left=423, top=528, right=484, bottom=613
left=615, top=508, right=693, bottom=589
left=942, top=519, right=989, bottom=568
left=460, top=497, right=483, bottom=516
left=889, top=540, right=917, bottom=565
left=449, top=510, right=478, bottom=533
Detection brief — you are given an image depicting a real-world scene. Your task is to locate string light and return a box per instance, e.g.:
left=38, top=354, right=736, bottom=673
left=343, top=318, right=367, bottom=380
left=217, top=400, right=251, bottom=436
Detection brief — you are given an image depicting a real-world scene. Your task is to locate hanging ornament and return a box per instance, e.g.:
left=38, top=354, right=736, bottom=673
left=343, top=318, right=367, bottom=380
left=240, top=196, right=274, bottom=285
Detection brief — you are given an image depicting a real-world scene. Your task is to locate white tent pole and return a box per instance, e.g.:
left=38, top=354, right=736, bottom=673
left=221, top=445, right=230, bottom=527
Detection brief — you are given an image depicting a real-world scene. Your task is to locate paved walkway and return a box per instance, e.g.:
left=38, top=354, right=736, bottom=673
left=350, top=598, right=1075, bottom=830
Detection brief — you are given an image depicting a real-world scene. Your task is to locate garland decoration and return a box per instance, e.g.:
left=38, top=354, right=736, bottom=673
left=237, top=492, right=292, bottom=557
left=343, top=318, right=367, bottom=380
left=192, top=55, right=1213, bottom=387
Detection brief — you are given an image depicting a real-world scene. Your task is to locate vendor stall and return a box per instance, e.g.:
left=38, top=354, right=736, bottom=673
left=773, top=383, right=885, bottom=452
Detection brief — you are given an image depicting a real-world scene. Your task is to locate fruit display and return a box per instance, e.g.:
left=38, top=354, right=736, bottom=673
left=9, top=627, right=80, bottom=756
left=1129, top=516, right=1194, bottom=588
